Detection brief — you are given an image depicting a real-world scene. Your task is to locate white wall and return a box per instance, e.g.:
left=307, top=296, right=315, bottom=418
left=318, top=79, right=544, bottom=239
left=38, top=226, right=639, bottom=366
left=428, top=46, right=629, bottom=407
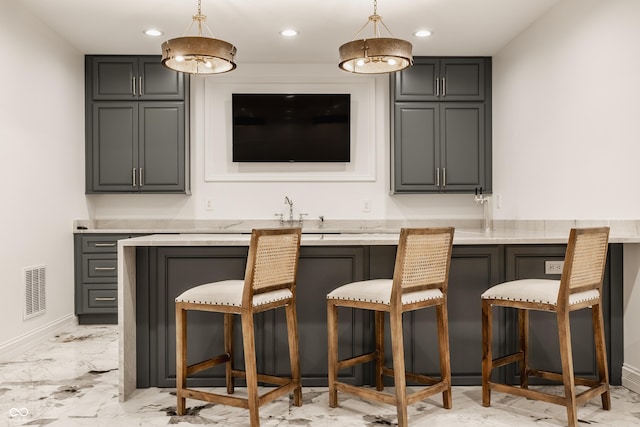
left=492, top=0, right=640, bottom=388
left=0, top=0, right=87, bottom=348
left=492, top=0, right=640, bottom=220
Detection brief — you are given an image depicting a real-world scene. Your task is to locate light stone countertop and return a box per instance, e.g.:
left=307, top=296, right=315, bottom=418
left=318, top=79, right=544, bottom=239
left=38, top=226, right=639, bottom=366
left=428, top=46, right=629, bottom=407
left=79, top=218, right=640, bottom=244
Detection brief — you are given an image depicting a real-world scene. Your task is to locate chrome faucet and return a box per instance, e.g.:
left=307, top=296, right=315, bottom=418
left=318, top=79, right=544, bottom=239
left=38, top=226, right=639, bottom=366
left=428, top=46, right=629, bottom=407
left=284, top=196, right=294, bottom=223
left=275, top=196, right=307, bottom=227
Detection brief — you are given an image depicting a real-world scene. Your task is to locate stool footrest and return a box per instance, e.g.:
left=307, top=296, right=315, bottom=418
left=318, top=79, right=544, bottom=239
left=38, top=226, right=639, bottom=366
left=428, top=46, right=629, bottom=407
left=382, top=367, right=441, bottom=385
left=337, top=351, right=378, bottom=370
left=187, top=353, right=231, bottom=376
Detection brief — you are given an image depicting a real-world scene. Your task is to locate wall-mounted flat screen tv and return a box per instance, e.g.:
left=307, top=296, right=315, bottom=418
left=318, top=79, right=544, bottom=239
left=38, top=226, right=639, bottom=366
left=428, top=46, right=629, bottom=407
left=232, top=93, right=351, bottom=162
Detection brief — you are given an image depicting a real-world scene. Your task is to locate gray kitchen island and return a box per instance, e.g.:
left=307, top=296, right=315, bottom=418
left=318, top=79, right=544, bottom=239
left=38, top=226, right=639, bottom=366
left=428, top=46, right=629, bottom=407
left=116, top=228, right=628, bottom=402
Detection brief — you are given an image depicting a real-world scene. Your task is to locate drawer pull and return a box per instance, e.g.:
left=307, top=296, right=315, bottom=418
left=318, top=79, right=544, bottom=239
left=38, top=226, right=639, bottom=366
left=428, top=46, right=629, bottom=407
left=94, top=266, right=116, bottom=271
left=94, top=297, right=116, bottom=301
left=94, top=243, right=116, bottom=247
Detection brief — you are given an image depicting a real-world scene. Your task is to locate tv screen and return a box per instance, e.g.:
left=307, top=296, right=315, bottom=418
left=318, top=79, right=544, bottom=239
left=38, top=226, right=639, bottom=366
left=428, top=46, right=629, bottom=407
left=232, top=93, right=351, bottom=162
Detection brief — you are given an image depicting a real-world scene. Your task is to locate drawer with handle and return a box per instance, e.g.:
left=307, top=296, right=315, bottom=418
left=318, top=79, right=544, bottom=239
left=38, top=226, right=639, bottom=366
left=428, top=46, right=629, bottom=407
left=81, top=235, right=132, bottom=253
left=82, top=254, right=117, bottom=282
left=83, top=285, right=117, bottom=312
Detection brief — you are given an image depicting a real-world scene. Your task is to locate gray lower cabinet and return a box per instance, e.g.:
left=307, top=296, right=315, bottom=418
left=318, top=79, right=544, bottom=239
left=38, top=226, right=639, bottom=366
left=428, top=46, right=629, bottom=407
left=74, top=233, right=142, bottom=324
left=89, top=102, right=185, bottom=192
left=393, top=102, right=486, bottom=193
left=135, top=243, right=622, bottom=388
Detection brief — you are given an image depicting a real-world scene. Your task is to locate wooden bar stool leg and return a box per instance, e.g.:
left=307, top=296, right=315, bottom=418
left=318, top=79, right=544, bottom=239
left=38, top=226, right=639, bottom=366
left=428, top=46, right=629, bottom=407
left=557, top=310, right=578, bottom=427
left=286, top=302, right=303, bottom=406
left=241, top=311, right=260, bottom=427
left=224, top=313, right=235, bottom=395
left=519, top=309, right=529, bottom=389
left=175, top=303, right=187, bottom=415
left=327, top=302, right=339, bottom=408
left=436, top=303, right=452, bottom=409
left=375, top=310, right=385, bottom=391
left=390, top=308, right=408, bottom=427
left=592, top=303, right=611, bottom=410
left=481, top=300, right=492, bottom=407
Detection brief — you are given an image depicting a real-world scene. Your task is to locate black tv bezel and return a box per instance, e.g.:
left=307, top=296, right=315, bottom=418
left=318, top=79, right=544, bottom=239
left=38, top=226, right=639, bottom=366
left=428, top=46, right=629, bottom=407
left=231, top=93, right=351, bottom=163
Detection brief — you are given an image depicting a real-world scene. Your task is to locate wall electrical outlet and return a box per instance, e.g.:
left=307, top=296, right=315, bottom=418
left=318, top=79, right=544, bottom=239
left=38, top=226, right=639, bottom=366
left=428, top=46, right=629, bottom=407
left=545, top=260, right=564, bottom=275
left=362, top=199, right=372, bottom=213
left=205, top=199, right=214, bottom=211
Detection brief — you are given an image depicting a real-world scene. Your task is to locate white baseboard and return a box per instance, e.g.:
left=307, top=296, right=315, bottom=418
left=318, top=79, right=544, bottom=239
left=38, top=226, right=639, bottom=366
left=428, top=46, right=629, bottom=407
left=622, top=363, right=640, bottom=394
left=0, top=314, right=77, bottom=361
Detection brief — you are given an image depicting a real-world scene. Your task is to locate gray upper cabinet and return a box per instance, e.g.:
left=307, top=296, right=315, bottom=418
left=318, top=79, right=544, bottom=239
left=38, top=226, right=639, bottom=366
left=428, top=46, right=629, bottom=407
left=85, top=55, right=189, bottom=194
left=391, top=56, right=491, bottom=194
left=394, top=57, right=486, bottom=102
left=91, top=56, right=185, bottom=101
left=393, top=102, right=486, bottom=192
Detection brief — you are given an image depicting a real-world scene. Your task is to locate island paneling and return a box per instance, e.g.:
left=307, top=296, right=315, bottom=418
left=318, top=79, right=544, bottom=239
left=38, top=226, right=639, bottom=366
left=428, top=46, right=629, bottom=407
left=133, top=242, right=622, bottom=389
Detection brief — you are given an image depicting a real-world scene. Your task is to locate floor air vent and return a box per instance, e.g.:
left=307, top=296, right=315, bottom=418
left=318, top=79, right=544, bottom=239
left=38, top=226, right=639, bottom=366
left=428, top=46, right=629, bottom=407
left=24, top=265, right=46, bottom=320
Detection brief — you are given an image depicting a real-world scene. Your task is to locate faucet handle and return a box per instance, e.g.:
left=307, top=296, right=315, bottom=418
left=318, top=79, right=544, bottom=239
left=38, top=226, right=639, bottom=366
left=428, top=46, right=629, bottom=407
left=298, top=213, right=308, bottom=225
left=274, top=213, right=284, bottom=225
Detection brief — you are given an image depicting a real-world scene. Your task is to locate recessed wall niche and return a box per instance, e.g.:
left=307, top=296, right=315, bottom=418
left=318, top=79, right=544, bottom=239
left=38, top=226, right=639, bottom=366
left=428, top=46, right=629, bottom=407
left=202, top=68, right=377, bottom=182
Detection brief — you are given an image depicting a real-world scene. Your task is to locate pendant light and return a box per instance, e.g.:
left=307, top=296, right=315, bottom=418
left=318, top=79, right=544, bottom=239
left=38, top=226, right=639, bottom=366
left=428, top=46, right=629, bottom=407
left=161, top=0, right=237, bottom=75
left=338, top=0, right=413, bottom=74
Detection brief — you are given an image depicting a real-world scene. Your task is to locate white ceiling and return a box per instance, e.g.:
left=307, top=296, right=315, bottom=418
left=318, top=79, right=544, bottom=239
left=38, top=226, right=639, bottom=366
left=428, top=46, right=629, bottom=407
left=21, top=0, right=560, bottom=63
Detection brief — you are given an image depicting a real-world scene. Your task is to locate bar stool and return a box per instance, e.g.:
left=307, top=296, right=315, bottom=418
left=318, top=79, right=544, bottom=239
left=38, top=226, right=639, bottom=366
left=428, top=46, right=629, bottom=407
left=175, top=228, right=302, bottom=427
left=327, top=227, right=455, bottom=427
left=481, top=227, right=611, bottom=427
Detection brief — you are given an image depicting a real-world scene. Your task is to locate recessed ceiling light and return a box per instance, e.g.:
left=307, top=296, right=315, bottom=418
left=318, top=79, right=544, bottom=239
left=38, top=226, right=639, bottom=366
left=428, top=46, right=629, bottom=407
left=414, top=30, right=432, bottom=38
left=144, top=29, right=164, bottom=37
left=280, top=29, right=298, bottom=37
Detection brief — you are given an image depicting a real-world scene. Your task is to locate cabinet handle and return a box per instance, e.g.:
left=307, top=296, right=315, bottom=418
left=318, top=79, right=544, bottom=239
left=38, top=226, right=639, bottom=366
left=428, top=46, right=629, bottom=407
left=132, top=168, right=137, bottom=187
left=94, top=267, right=116, bottom=271
left=435, top=78, right=439, bottom=96
left=436, top=168, right=440, bottom=187
left=443, top=168, right=447, bottom=187
left=132, top=77, right=136, bottom=96
left=442, top=77, right=446, bottom=97
left=94, top=297, right=116, bottom=301
left=139, top=76, right=143, bottom=96
left=139, top=168, right=143, bottom=187
left=94, top=243, right=116, bottom=247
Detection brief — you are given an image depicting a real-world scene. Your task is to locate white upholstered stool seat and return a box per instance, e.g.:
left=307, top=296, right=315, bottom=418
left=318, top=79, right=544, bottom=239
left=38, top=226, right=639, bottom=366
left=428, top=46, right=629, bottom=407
left=481, top=279, right=600, bottom=307
left=481, top=227, right=612, bottom=427
left=328, top=279, right=444, bottom=306
left=176, top=280, right=293, bottom=307
left=327, top=227, right=455, bottom=427
left=175, top=228, right=303, bottom=427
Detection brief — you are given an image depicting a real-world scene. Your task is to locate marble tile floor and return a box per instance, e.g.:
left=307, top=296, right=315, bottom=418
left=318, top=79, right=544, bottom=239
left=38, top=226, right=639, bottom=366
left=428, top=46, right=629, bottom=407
left=1, top=324, right=639, bottom=427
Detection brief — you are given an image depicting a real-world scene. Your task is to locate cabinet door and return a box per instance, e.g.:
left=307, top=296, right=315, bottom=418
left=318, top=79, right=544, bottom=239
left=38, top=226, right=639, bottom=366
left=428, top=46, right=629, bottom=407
left=394, top=58, right=439, bottom=101
left=440, top=103, right=485, bottom=192
left=440, top=58, right=486, bottom=101
left=138, top=57, right=185, bottom=100
left=91, top=57, right=138, bottom=100
left=394, top=57, right=486, bottom=101
left=404, top=246, right=502, bottom=385
left=270, top=247, right=367, bottom=386
left=138, top=102, right=186, bottom=192
left=90, top=102, right=138, bottom=192
left=149, top=247, right=249, bottom=388
left=503, top=245, right=613, bottom=384
left=90, top=56, right=184, bottom=101
left=393, top=102, right=440, bottom=192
